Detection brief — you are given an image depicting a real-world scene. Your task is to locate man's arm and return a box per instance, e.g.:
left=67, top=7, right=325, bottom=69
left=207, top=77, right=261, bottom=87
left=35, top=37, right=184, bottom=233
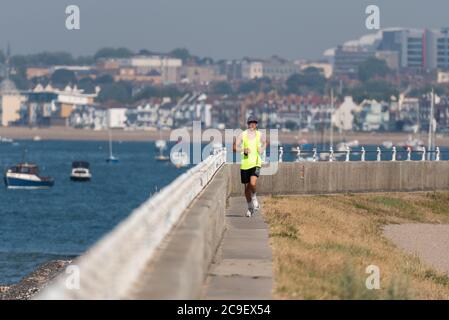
left=233, top=133, right=243, bottom=153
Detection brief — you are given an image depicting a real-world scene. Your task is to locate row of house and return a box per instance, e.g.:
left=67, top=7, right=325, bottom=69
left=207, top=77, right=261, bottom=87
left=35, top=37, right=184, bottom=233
left=68, top=93, right=220, bottom=130
left=2, top=73, right=449, bottom=133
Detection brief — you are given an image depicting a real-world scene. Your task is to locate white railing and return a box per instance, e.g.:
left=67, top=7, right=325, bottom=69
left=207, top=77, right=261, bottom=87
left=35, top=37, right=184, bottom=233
left=37, top=148, right=227, bottom=299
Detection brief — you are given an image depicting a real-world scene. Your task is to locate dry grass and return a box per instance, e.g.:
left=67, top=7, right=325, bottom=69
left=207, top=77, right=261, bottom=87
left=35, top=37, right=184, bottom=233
left=262, top=191, right=449, bottom=300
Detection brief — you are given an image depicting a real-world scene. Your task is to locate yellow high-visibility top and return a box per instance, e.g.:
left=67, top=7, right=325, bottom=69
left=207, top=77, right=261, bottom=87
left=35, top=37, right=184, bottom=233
left=241, top=130, right=262, bottom=170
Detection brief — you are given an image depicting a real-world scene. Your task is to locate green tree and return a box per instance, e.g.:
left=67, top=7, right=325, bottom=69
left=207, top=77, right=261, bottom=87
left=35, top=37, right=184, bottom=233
left=138, top=49, right=156, bottom=56
left=285, top=120, right=298, bottom=131
left=74, top=55, right=95, bottom=65
left=358, top=57, right=391, bottom=82
left=78, top=77, right=96, bottom=94
left=98, top=82, right=132, bottom=103
left=95, top=74, right=114, bottom=84
left=238, top=77, right=273, bottom=94
left=211, top=81, right=233, bottom=95
left=11, top=52, right=76, bottom=67
left=10, top=74, right=29, bottom=90
left=133, top=85, right=182, bottom=101
left=169, top=48, right=191, bottom=62
left=51, top=69, right=77, bottom=86
left=94, top=47, right=133, bottom=60
left=286, top=69, right=326, bottom=94
left=347, top=80, right=398, bottom=103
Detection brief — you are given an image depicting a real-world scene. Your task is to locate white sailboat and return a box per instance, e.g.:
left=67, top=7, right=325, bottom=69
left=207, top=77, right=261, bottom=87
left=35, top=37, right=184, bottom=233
left=155, top=127, right=169, bottom=161
left=155, top=140, right=169, bottom=161
left=106, top=129, right=119, bottom=163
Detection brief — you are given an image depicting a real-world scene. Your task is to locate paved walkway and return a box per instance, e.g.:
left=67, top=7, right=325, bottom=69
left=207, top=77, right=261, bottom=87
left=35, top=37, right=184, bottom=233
left=202, top=197, right=273, bottom=300
left=383, top=224, right=449, bottom=274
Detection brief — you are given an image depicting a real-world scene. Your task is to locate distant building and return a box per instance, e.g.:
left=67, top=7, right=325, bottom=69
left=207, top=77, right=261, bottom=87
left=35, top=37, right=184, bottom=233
left=333, top=96, right=358, bottom=131
left=126, top=102, right=160, bottom=129
left=241, top=60, right=263, bottom=80
left=24, top=91, right=58, bottom=127
left=97, top=59, right=121, bottom=73
left=20, top=84, right=98, bottom=127
left=218, top=60, right=243, bottom=81
left=260, top=56, right=300, bottom=81
left=378, top=29, right=424, bottom=69
left=354, top=99, right=390, bottom=131
left=437, top=71, right=449, bottom=84
left=333, top=45, right=375, bottom=78
left=375, top=51, right=400, bottom=70
left=393, top=95, right=420, bottom=132
left=337, top=27, right=449, bottom=71
left=26, top=67, right=51, bottom=80
left=424, top=28, right=449, bottom=70
left=178, top=65, right=225, bottom=84
left=107, top=108, right=127, bottom=129
left=114, top=67, right=162, bottom=84
left=125, top=56, right=182, bottom=84
left=0, top=79, right=26, bottom=126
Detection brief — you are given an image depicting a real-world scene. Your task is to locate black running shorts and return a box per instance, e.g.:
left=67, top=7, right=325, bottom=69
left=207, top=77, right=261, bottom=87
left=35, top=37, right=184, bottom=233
left=240, top=166, right=261, bottom=184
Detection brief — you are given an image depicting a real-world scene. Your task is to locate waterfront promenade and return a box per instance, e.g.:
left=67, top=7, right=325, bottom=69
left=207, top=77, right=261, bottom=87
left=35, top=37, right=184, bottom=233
left=34, top=159, right=449, bottom=299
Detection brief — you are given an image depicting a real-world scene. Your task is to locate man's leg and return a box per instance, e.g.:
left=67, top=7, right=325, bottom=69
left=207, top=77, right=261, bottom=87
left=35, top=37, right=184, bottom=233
left=244, top=183, right=254, bottom=217
left=245, top=183, right=252, bottom=203
left=249, top=176, right=257, bottom=194
left=249, top=175, right=260, bottom=212
left=241, top=169, right=253, bottom=217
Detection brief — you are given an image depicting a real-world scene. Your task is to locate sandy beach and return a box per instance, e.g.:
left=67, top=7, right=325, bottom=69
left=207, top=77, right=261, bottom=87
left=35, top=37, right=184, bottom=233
left=0, top=126, right=448, bottom=146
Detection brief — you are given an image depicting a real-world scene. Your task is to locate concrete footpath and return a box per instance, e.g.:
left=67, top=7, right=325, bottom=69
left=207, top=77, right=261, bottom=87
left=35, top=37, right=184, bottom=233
left=202, top=197, right=273, bottom=300
left=384, top=224, right=449, bottom=274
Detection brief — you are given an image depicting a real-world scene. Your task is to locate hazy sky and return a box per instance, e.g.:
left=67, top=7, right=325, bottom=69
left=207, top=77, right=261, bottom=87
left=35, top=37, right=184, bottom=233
left=1, top=0, right=448, bottom=60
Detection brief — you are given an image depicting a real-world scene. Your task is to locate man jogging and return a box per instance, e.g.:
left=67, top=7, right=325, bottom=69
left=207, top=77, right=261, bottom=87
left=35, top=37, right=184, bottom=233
left=234, top=115, right=266, bottom=217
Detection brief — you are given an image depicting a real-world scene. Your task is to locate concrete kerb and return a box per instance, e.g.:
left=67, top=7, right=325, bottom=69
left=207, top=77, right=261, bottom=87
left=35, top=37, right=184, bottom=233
left=130, top=166, right=229, bottom=299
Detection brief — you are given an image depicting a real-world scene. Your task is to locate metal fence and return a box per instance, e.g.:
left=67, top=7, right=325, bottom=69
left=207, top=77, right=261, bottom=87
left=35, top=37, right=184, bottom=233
left=37, top=147, right=227, bottom=299
left=279, top=146, right=447, bottom=162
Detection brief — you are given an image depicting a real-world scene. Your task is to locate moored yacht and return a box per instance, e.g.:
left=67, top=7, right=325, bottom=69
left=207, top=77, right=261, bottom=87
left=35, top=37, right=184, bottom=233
left=70, top=161, right=92, bottom=181
left=4, top=163, right=54, bottom=189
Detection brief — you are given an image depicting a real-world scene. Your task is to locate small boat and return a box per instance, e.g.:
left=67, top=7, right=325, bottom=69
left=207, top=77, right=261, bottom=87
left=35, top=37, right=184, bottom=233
left=106, top=155, right=119, bottom=163
left=155, top=140, right=170, bottom=161
left=155, top=140, right=167, bottom=150
left=0, top=136, right=14, bottom=144
left=70, top=161, right=92, bottom=181
left=4, top=163, right=54, bottom=189
left=170, top=151, right=189, bottom=168
left=155, top=154, right=170, bottom=161
left=33, top=136, right=42, bottom=141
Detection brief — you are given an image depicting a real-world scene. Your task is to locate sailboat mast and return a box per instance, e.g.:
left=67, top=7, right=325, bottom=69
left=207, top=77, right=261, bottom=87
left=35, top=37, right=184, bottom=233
left=427, top=89, right=434, bottom=160
left=109, top=129, right=113, bottom=158
left=330, top=88, right=334, bottom=149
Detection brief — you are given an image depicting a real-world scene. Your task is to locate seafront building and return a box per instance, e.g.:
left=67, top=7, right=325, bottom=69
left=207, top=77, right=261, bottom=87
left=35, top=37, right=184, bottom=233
left=0, top=78, right=26, bottom=126
left=329, top=27, right=449, bottom=79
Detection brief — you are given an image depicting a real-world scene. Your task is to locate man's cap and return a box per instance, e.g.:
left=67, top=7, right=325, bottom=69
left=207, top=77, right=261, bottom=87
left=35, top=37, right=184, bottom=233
left=247, top=115, right=258, bottom=124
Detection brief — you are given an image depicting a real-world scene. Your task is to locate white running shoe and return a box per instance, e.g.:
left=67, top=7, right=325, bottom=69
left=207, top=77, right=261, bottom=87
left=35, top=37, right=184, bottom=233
left=246, top=208, right=253, bottom=217
left=252, top=197, right=260, bottom=213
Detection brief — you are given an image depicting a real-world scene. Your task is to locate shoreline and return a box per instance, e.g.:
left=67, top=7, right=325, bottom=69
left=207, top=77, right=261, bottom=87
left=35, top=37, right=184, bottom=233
left=0, top=260, right=71, bottom=300
left=1, top=126, right=449, bottom=146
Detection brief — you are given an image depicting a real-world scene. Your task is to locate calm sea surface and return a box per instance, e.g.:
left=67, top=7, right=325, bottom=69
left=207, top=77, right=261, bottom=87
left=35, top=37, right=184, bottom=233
left=0, top=140, right=189, bottom=285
